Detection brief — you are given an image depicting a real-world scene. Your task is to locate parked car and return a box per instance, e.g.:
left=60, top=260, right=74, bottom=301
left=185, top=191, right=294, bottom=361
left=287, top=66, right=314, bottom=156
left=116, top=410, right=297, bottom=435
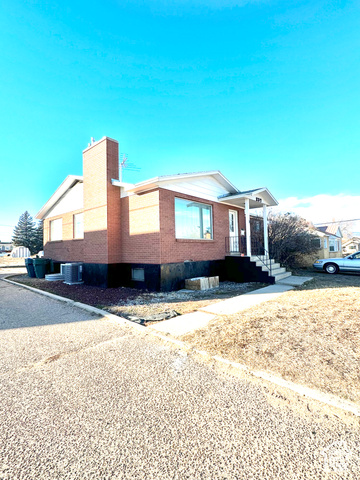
left=313, top=251, right=360, bottom=274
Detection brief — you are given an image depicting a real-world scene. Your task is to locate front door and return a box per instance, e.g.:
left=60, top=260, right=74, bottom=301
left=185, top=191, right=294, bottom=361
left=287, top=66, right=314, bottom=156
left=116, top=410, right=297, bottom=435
left=229, top=210, right=239, bottom=252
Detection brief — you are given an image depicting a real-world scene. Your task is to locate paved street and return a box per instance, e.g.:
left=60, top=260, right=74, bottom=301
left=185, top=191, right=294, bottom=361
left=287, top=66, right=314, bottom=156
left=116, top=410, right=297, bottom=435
left=0, top=276, right=359, bottom=479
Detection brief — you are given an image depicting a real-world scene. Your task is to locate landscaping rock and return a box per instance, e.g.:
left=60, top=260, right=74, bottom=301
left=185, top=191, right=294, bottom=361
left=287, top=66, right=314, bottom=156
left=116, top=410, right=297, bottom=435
left=127, top=310, right=179, bottom=325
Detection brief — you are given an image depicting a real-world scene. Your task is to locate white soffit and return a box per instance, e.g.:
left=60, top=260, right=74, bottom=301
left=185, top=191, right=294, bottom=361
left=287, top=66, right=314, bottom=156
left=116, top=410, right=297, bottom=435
left=127, top=171, right=239, bottom=196
left=36, top=175, right=83, bottom=219
left=219, top=188, right=278, bottom=208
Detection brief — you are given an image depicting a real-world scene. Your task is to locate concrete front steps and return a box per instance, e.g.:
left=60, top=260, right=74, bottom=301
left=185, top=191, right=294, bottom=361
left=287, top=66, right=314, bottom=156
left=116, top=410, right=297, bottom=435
left=250, top=255, right=292, bottom=283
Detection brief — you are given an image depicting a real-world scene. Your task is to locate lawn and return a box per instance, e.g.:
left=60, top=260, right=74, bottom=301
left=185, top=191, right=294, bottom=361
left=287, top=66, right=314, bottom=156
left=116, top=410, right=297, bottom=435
left=182, top=271, right=360, bottom=404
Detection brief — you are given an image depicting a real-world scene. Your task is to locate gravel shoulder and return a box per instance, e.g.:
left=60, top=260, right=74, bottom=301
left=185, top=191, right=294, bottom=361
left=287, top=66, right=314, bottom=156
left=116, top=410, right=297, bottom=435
left=182, top=270, right=360, bottom=404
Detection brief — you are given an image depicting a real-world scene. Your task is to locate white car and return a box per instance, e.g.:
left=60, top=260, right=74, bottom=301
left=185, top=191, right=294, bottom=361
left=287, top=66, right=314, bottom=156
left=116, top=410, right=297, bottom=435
left=313, top=251, right=360, bottom=274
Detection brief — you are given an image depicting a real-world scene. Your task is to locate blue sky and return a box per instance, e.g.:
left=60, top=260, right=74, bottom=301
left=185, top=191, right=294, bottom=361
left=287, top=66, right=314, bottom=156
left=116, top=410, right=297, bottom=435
left=1, top=0, right=360, bottom=240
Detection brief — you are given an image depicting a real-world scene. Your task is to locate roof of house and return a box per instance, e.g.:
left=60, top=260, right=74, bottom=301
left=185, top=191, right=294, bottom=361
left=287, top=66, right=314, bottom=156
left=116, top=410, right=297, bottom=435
left=342, top=237, right=360, bottom=247
left=218, top=187, right=278, bottom=208
left=37, top=169, right=278, bottom=219
left=316, top=224, right=342, bottom=237
left=36, top=175, right=83, bottom=220
left=119, top=170, right=240, bottom=195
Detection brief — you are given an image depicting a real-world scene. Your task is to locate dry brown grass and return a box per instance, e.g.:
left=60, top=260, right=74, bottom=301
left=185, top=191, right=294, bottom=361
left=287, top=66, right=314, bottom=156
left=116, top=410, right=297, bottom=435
left=182, top=273, right=360, bottom=404
left=0, top=256, right=25, bottom=266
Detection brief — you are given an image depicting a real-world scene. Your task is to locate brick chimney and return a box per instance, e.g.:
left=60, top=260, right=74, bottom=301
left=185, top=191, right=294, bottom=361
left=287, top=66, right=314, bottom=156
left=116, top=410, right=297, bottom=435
left=82, top=137, right=121, bottom=265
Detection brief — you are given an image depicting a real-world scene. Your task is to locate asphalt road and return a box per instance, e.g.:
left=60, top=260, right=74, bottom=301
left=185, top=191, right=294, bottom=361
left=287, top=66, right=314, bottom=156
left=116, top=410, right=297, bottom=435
left=0, top=275, right=359, bottom=479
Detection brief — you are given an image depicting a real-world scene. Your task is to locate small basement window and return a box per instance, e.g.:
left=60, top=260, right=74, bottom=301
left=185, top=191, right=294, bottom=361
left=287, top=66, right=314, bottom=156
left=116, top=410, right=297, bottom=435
left=132, top=268, right=145, bottom=281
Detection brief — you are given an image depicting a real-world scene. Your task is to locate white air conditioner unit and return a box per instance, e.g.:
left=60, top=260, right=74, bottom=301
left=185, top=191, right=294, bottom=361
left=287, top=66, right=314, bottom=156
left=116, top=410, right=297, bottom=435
left=62, top=263, right=83, bottom=285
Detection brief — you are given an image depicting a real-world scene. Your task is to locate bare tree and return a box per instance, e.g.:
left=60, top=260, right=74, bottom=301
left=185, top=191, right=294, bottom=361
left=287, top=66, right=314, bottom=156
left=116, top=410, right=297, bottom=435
left=268, top=212, right=319, bottom=267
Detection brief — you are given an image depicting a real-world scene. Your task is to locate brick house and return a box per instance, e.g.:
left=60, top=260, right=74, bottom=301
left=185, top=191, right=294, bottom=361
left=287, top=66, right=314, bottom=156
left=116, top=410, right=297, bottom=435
left=36, top=137, right=280, bottom=290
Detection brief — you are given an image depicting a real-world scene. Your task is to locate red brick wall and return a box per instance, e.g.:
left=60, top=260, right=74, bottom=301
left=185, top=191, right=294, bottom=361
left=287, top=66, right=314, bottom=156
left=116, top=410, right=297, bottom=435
left=43, top=209, right=84, bottom=261
left=159, top=188, right=245, bottom=264
left=105, top=140, right=122, bottom=264
left=44, top=137, right=121, bottom=264
left=120, top=189, right=161, bottom=264
left=82, top=137, right=120, bottom=264
left=119, top=187, right=246, bottom=265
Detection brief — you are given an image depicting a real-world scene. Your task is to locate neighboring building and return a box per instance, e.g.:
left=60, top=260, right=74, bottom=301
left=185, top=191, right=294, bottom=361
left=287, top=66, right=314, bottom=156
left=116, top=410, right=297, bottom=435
left=298, top=225, right=343, bottom=267
left=342, top=237, right=360, bottom=256
left=11, top=246, right=31, bottom=258
left=315, top=225, right=343, bottom=256
left=36, top=137, right=280, bottom=290
left=0, top=241, right=12, bottom=252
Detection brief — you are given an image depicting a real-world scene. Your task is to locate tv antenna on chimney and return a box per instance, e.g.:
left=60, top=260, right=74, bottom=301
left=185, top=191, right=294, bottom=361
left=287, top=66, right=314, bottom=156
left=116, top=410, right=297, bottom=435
left=119, top=153, right=140, bottom=182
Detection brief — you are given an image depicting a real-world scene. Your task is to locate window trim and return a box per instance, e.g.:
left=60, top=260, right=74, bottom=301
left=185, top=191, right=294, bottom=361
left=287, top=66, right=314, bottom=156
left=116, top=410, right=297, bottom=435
left=73, top=213, right=84, bottom=239
left=174, top=197, right=213, bottom=240
left=132, top=268, right=145, bottom=281
left=50, top=218, right=62, bottom=242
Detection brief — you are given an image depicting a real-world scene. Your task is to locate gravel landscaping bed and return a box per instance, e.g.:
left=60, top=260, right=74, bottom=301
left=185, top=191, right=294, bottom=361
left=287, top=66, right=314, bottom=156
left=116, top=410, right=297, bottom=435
left=182, top=270, right=360, bottom=404
left=7, top=274, right=265, bottom=325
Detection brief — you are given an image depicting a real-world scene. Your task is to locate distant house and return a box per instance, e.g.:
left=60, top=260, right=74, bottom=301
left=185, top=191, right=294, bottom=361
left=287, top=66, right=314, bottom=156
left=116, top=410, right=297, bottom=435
left=342, top=237, right=360, bottom=256
left=297, top=225, right=343, bottom=267
left=36, top=136, right=289, bottom=290
left=315, top=225, right=343, bottom=256
left=0, top=241, right=12, bottom=253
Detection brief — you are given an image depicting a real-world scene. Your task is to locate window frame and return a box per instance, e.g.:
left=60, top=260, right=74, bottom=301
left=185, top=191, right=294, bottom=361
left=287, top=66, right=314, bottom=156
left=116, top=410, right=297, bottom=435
left=50, top=218, right=62, bottom=242
left=131, top=268, right=145, bottom=281
left=311, top=237, right=321, bottom=249
left=329, top=238, right=339, bottom=252
left=174, top=197, right=213, bottom=240
left=73, top=213, right=84, bottom=239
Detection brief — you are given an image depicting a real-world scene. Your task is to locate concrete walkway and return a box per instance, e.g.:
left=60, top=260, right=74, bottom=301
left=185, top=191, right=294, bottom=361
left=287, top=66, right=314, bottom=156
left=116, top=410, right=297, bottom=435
left=150, top=277, right=312, bottom=337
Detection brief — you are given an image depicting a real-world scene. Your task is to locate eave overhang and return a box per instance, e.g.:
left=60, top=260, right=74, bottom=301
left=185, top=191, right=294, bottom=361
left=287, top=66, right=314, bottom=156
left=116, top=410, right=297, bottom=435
left=36, top=175, right=83, bottom=220
left=125, top=171, right=239, bottom=195
left=218, top=187, right=278, bottom=208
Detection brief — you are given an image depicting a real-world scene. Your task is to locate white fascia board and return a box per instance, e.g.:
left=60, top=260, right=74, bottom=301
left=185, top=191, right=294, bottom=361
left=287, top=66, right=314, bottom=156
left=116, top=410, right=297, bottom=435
left=251, top=187, right=279, bottom=206
left=128, top=171, right=239, bottom=195
left=218, top=188, right=278, bottom=207
left=36, top=175, right=83, bottom=219
left=111, top=179, right=135, bottom=189
left=336, top=227, right=343, bottom=238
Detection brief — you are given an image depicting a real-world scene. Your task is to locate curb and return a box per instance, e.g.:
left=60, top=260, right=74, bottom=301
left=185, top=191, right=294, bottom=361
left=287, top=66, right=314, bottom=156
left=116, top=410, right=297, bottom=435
left=2, top=276, right=360, bottom=418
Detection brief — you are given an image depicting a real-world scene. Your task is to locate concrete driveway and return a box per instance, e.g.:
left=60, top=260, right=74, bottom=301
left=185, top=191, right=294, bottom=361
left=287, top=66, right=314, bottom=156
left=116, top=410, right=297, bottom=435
left=0, top=276, right=359, bottom=479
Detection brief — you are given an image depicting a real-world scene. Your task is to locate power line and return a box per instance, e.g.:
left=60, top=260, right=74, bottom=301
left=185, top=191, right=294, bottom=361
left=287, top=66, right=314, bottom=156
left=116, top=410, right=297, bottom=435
left=314, top=218, right=360, bottom=225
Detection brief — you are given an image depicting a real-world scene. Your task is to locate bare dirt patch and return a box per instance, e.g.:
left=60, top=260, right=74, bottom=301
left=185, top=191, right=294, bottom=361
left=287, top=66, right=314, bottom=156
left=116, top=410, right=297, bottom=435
left=7, top=274, right=264, bottom=324
left=182, top=271, right=360, bottom=404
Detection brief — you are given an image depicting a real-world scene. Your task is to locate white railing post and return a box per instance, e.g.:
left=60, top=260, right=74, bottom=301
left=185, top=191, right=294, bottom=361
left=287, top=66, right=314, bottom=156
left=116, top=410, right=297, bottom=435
left=245, top=198, right=251, bottom=256
left=263, top=204, right=268, bottom=256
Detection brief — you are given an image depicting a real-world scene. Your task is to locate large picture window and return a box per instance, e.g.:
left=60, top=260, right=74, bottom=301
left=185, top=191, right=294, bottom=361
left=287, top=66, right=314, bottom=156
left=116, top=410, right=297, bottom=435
left=50, top=218, right=62, bottom=241
left=175, top=198, right=213, bottom=240
left=73, top=213, right=84, bottom=239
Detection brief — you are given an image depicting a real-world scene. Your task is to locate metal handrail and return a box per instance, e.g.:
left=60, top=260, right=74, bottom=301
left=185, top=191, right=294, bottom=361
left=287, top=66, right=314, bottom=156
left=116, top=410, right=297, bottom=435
left=225, top=237, right=273, bottom=278
left=251, top=244, right=272, bottom=278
